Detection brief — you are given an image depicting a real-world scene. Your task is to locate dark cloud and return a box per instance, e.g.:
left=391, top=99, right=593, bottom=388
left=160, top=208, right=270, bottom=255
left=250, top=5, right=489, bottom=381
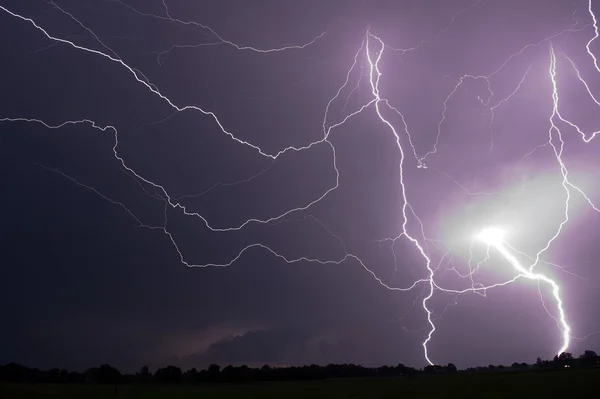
left=185, top=328, right=309, bottom=367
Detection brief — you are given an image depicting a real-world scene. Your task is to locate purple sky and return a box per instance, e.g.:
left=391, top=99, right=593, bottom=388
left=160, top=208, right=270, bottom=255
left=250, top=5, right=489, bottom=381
left=1, top=0, right=599, bottom=371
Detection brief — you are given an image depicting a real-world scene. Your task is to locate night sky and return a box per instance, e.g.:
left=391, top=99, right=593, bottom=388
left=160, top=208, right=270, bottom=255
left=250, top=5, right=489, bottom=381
left=1, top=0, right=600, bottom=372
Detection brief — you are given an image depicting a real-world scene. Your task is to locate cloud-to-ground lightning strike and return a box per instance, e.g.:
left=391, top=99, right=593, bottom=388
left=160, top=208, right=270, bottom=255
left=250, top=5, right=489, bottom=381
left=1, top=0, right=600, bottom=367
left=475, top=227, right=570, bottom=353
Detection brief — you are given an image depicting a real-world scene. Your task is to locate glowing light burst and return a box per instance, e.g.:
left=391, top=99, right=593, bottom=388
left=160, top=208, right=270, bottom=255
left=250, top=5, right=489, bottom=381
left=476, top=227, right=507, bottom=247
left=1, top=0, right=599, bottom=367
left=475, top=226, right=570, bottom=354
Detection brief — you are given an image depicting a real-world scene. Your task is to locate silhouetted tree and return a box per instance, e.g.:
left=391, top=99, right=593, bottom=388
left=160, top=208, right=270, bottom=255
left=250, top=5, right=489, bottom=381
left=154, top=365, right=182, bottom=383
left=578, top=350, right=598, bottom=366
left=136, top=365, right=151, bottom=382
left=423, top=365, right=436, bottom=373
left=8, top=347, right=600, bottom=385
left=260, top=364, right=272, bottom=381
left=85, top=364, right=121, bottom=384
left=554, top=352, right=574, bottom=368
left=221, top=365, right=236, bottom=381
left=582, top=349, right=597, bottom=358
left=535, top=357, right=551, bottom=369
left=397, top=363, right=417, bottom=375
left=559, top=352, right=573, bottom=361
left=424, top=364, right=447, bottom=373
left=207, top=363, right=221, bottom=380
left=1, top=363, right=28, bottom=382
left=183, top=367, right=199, bottom=382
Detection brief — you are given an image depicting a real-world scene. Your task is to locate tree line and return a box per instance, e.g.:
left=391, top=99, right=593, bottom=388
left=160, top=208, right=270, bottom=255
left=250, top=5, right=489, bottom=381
left=1, top=350, right=598, bottom=384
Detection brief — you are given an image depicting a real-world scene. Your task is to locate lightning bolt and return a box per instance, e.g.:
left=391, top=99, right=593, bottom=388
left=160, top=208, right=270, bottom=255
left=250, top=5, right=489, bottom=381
left=362, top=0, right=600, bottom=363
left=474, top=227, right=570, bottom=354
left=587, top=0, right=600, bottom=72
left=364, top=30, right=437, bottom=365
left=1, top=0, right=600, bottom=368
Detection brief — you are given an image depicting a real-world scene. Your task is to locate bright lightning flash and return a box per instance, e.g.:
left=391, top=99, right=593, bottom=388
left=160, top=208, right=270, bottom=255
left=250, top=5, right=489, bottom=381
left=476, top=227, right=507, bottom=247
left=475, top=226, right=571, bottom=355
left=1, top=0, right=599, bottom=367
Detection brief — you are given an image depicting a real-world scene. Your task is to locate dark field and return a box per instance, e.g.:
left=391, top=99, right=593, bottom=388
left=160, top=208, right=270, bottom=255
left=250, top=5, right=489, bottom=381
left=1, top=368, right=598, bottom=399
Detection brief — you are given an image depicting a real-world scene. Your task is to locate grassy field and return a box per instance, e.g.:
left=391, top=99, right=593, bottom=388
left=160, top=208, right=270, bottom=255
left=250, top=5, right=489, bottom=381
left=1, top=368, right=597, bottom=398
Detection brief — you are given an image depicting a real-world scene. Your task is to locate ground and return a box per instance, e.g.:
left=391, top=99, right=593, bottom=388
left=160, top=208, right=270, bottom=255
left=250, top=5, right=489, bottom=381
left=1, top=368, right=597, bottom=398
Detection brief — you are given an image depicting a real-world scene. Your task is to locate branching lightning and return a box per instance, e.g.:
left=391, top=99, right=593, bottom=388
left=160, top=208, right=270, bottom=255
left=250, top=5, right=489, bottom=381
left=475, top=227, right=570, bottom=353
left=1, top=0, right=600, bottom=367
